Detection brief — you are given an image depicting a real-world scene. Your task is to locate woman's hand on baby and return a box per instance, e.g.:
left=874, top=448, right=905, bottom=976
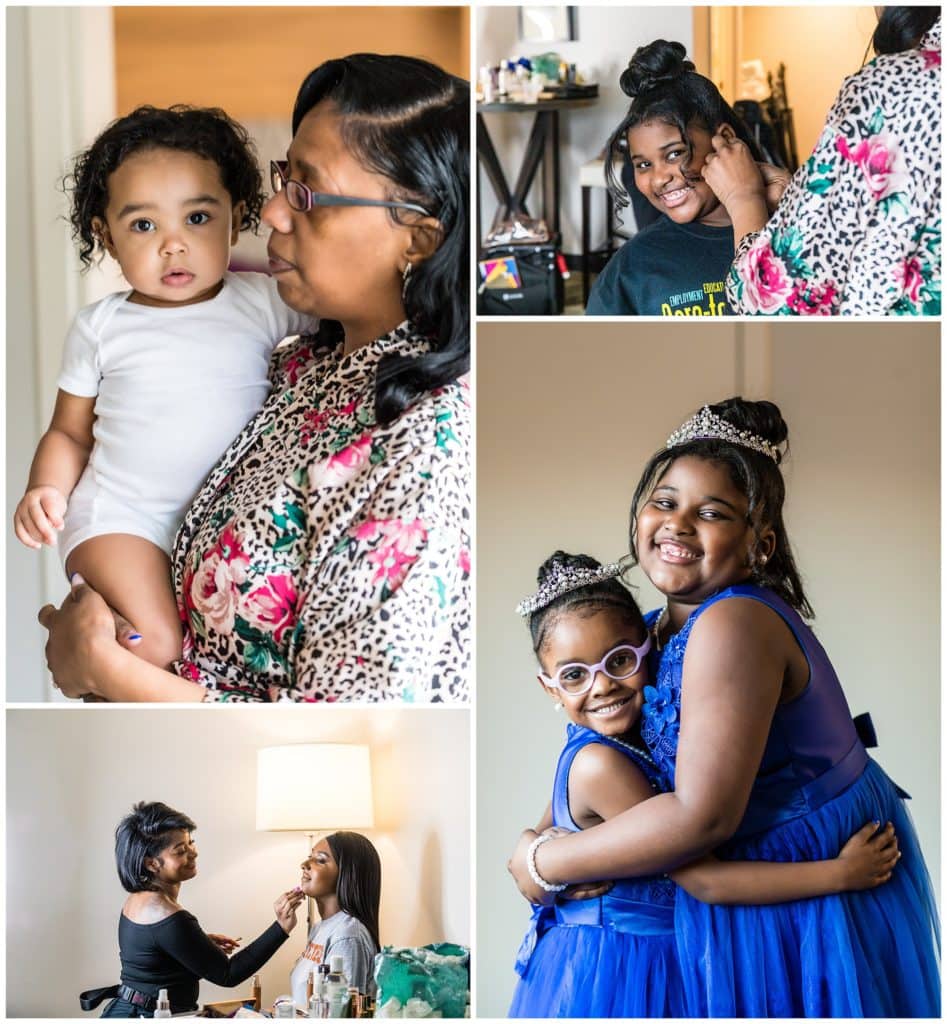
left=14, top=485, right=67, bottom=548
left=37, top=576, right=118, bottom=698
left=274, top=888, right=305, bottom=934
left=702, top=134, right=767, bottom=211
left=837, top=821, right=900, bottom=890
left=207, top=933, right=242, bottom=954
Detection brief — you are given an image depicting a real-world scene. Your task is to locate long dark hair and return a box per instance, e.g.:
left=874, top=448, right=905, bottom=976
left=630, top=397, right=813, bottom=618
left=114, top=801, right=197, bottom=894
left=66, top=105, right=264, bottom=269
left=291, top=53, right=469, bottom=426
left=527, top=551, right=645, bottom=656
left=872, top=7, right=939, bottom=54
left=605, top=40, right=762, bottom=211
left=325, top=831, right=381, bottom=951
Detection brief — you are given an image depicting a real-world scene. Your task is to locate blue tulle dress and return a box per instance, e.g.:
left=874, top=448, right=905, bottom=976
left=641, top=584, right=940, bottom=1018
left=509, top=723, right=686, bottom=1018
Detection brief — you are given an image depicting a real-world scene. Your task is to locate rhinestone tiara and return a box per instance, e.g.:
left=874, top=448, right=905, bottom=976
left=666, top=406, right=781, bottom=462
left=516, top=560, right=623, bottom=618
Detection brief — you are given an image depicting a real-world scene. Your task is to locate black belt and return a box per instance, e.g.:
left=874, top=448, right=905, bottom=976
left=78, top=983, right=157, bottom=1012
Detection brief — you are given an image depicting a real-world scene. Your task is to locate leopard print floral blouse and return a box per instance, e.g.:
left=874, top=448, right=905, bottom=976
left=728, top=19, right=940, bottom=315
left=170, top=322, right=470, bottom=702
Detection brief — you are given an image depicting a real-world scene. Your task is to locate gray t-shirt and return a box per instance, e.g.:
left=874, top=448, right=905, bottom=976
left=290, top=910, right=378, bottom=1007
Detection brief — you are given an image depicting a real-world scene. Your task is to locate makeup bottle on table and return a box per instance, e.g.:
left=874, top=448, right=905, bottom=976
left=251, top=974, right=262, bottom=1012
left=153, top=989, right=172, bottom=1019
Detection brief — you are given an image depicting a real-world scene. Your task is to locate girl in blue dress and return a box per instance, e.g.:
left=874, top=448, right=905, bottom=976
left=510, top=549, right=905, bottom=1018
left=510, top=399, right=940, bottom=1017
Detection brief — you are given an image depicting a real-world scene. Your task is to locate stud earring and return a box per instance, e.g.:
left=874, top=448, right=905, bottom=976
left=554, top=701, right=563, bottom=712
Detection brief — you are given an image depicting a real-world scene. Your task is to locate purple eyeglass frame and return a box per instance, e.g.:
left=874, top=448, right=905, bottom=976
left=270, top=160, right=431, bottom=217
left=539, top=637, right=652, bottom=696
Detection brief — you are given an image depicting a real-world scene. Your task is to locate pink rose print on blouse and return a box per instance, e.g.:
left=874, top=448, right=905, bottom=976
left=187, top=526, right=250, bottom=635
left=895, top=256, right=924, bottom=304
left=458, top=545, right=471, bottom=576
left=282, top=344, right=316, bottom=387
left=786, top=280, right=838, bottom=315
left=353, top=517, right=428, bottom=592
left=835, top=132, right=908, bottom=202
left=241, top=574, right=298, bottom=644
left=309, top=432, right=373, bottom=488
left=741, top=237, right=795, bottom=313
left=921, top=49, right=941, bottom=69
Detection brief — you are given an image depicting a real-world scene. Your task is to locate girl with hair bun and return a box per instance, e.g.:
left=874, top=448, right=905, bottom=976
left=511, top=399, right=940, bottom=1017
left=705, top=7, right=940, bottom=314
left=586, top=41, right=785, bottom=316
left=510, top=549, right=907, bottom=1018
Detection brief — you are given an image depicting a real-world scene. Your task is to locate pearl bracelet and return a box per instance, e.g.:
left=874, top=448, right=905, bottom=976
left=527, top=834, right=567, bottom=893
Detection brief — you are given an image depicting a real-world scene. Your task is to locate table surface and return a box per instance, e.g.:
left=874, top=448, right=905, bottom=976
left=478, top=97, right=598, bottom=113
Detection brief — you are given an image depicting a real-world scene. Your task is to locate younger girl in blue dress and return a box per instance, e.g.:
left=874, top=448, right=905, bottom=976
left=586, top=40, right=779, bottom=317
left=511, top=400, right=940, bottom=1017
left=510, top=550, right=902, bottom=1018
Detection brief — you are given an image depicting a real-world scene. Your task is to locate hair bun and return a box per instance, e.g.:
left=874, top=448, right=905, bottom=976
left=620, top=39, right=694, bottom=98
left=537, top=550, right=601, bottom=586
left=712, top=396, right=788, bottom=456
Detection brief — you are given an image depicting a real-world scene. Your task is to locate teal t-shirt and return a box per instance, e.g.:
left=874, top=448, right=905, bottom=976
left=586, top=216, right=735, bottom=316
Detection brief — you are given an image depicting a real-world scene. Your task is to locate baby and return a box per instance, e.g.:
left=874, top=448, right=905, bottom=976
left=15, top=106, right=317, bottom=669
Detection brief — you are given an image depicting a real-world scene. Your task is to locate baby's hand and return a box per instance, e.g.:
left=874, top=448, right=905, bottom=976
left=837, top=821, right=900, bottom=890
left=14, top=485, right=67, bottom=548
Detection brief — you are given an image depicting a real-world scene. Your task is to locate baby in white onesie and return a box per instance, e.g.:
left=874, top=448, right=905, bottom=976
left=15, top=106, right=316, bottom=670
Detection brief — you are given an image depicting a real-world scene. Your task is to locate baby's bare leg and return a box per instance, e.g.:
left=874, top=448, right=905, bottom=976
left=65, top=534, right=183, bottom=669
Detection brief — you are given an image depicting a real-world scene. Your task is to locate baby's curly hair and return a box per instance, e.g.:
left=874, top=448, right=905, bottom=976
left=66, top=105, right=264, bottom=269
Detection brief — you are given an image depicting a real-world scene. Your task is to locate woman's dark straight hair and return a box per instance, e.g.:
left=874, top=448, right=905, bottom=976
left=114, top=801, right=197, bottom=893
left=326, top=831, right=382, bottom=951
left=872, top=7, right=939, bottom=54
left=291, top=53, right=469, bottom=426
left=605, top=40, right=763, bottom=213
left=630, top=397, right=814, bottom=619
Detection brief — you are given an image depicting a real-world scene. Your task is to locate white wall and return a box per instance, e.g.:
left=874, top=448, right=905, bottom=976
left=475, top=321, right=940, bottom=1016
left=6, top=7, right=121, bottom=701
left=476, top=6, right=694, bottom=253
left=6, top=707, right=470, bottom=1017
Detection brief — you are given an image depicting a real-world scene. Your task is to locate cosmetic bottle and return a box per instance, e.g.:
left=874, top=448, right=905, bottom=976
left=153, top=989, right=172, bottom=1018
left=307, top=966, right=316, bottom=1004
left=325, top=956, right=349, bottom=1016
left=251, top=974, right=262, bottom=1012
left=275, top=998, right=296, bottom=1018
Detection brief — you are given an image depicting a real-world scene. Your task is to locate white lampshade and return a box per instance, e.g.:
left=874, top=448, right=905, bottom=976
left=256, top=744, right=374, bottom=831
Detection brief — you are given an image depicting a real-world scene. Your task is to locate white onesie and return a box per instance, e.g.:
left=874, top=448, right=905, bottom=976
left=56, top=271, right=317, bottom=565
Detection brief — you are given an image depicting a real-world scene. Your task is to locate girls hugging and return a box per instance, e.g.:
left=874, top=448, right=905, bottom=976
left=508, top=397, right=939, bottom=1018
left=22, top=54, right=472, bottom=702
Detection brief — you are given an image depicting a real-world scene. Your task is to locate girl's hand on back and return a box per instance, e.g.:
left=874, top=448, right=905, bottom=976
left=14, top=485, right=67, bottom=548
left=508, top=829, right=557, bottom=907
left=837, top=822, right=900, bottom=890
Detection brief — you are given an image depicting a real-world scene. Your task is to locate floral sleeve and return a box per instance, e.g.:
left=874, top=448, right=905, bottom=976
left=727, top=40, right=941, bottom=315
left=288, top=431, right=470, bottom=703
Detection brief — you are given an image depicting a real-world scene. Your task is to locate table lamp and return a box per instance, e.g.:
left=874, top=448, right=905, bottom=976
left=256, top=744, right=374, bottom=933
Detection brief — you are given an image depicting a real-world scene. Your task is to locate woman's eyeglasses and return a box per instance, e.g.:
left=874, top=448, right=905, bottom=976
left=270, top=160, right=431, bottom=217
left=539, top=638, right=651, bottom=696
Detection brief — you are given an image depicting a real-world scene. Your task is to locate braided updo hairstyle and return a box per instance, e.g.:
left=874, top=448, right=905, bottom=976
left=605, top=39, right=762, bottom=210
left=528, top=551, right=645, bottom=656
left=114, top=801, right=197, bottom=893
left=630, top=397, right=813, bottom=618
